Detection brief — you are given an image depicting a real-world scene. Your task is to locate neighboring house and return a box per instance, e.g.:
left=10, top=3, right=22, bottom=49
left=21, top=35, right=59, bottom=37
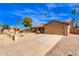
left=30, top=24, right=45, bottom=33
left=30, top=20, right=70, bottom=35
left=9, top=28, right=16, bottom=33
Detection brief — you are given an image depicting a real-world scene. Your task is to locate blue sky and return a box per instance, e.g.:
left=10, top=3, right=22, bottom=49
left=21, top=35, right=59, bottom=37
left=0, top=3, right=79, bottom=28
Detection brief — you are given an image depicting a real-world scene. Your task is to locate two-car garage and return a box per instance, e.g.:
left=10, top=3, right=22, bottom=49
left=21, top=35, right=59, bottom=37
left=44, top=21, right=70, bottom=35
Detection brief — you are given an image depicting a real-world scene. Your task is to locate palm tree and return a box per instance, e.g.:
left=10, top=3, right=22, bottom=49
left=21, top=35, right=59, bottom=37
left=72, top=9, right=76, bottom=14
left=15, top=19, right=19, bottom=28
left=72, top=9, right=78, bottom=28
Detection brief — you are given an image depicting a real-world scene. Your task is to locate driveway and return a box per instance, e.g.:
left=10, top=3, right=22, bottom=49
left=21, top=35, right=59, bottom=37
left=0, top=33, right=63, bottom=56
left=46, top=34, right=79, bottom=56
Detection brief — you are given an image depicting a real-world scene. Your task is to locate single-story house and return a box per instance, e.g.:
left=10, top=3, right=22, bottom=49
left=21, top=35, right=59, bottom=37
left=44, top=20, right=70, bottom=35
left=30, top=20, right=70, bottom=35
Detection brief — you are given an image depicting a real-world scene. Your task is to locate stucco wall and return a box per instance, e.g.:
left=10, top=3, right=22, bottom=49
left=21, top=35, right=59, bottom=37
left=44, top=22, right=68, bottom=35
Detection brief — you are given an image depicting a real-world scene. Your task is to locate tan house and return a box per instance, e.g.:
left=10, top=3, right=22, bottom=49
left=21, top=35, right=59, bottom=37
left=44, top=20, right=70, bottom=35
left=30, top=20, right=70, bottom=35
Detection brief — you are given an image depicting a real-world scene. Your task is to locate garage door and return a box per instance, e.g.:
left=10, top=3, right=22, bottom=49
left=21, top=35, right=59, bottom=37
left=44, top=25, right=67, bottom=35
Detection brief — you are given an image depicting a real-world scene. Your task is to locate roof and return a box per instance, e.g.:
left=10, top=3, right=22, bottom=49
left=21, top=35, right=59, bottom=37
left=31, top=23, right=45, bottom=28
left=31, top=20, right=69, bottom=28
left=44, top=20, right=69, bottom=26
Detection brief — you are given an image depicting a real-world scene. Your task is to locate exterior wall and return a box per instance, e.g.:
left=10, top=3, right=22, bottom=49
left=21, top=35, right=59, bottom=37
left=44, top=22, right=69, bottom=35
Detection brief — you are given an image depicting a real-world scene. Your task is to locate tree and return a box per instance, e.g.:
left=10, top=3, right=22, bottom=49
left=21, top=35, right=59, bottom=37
left=71, top=9, right=78, bottom=28
left=22, top=17, right=32, bottom=27
left=2, top=24, right=10, bottom=29
left=15, top=19, right=19, bottom=28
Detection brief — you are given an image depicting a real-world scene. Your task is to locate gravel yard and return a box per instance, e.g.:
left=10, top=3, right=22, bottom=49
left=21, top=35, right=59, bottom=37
left=46, top=34, right=79, bottom=56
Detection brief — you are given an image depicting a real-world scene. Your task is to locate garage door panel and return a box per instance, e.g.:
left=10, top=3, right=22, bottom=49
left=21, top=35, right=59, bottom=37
left=44, top=26, right=66, bottom=35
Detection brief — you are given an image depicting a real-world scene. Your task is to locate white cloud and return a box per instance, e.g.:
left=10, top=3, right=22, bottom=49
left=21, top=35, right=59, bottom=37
left=11, top=9, right=48, bottom=19
left=31, top=17, right=42, bottom=25
left=11, top=9, right=39, bottom=17
left=11, top=8, right=67, bottom=25
left=46, top=4, right=56, bottom=9
left=12, top=12, right=25, bottom=17
left=47, top=16, right=62, bottom=20
left=15, top=9, right=38, bottom=14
